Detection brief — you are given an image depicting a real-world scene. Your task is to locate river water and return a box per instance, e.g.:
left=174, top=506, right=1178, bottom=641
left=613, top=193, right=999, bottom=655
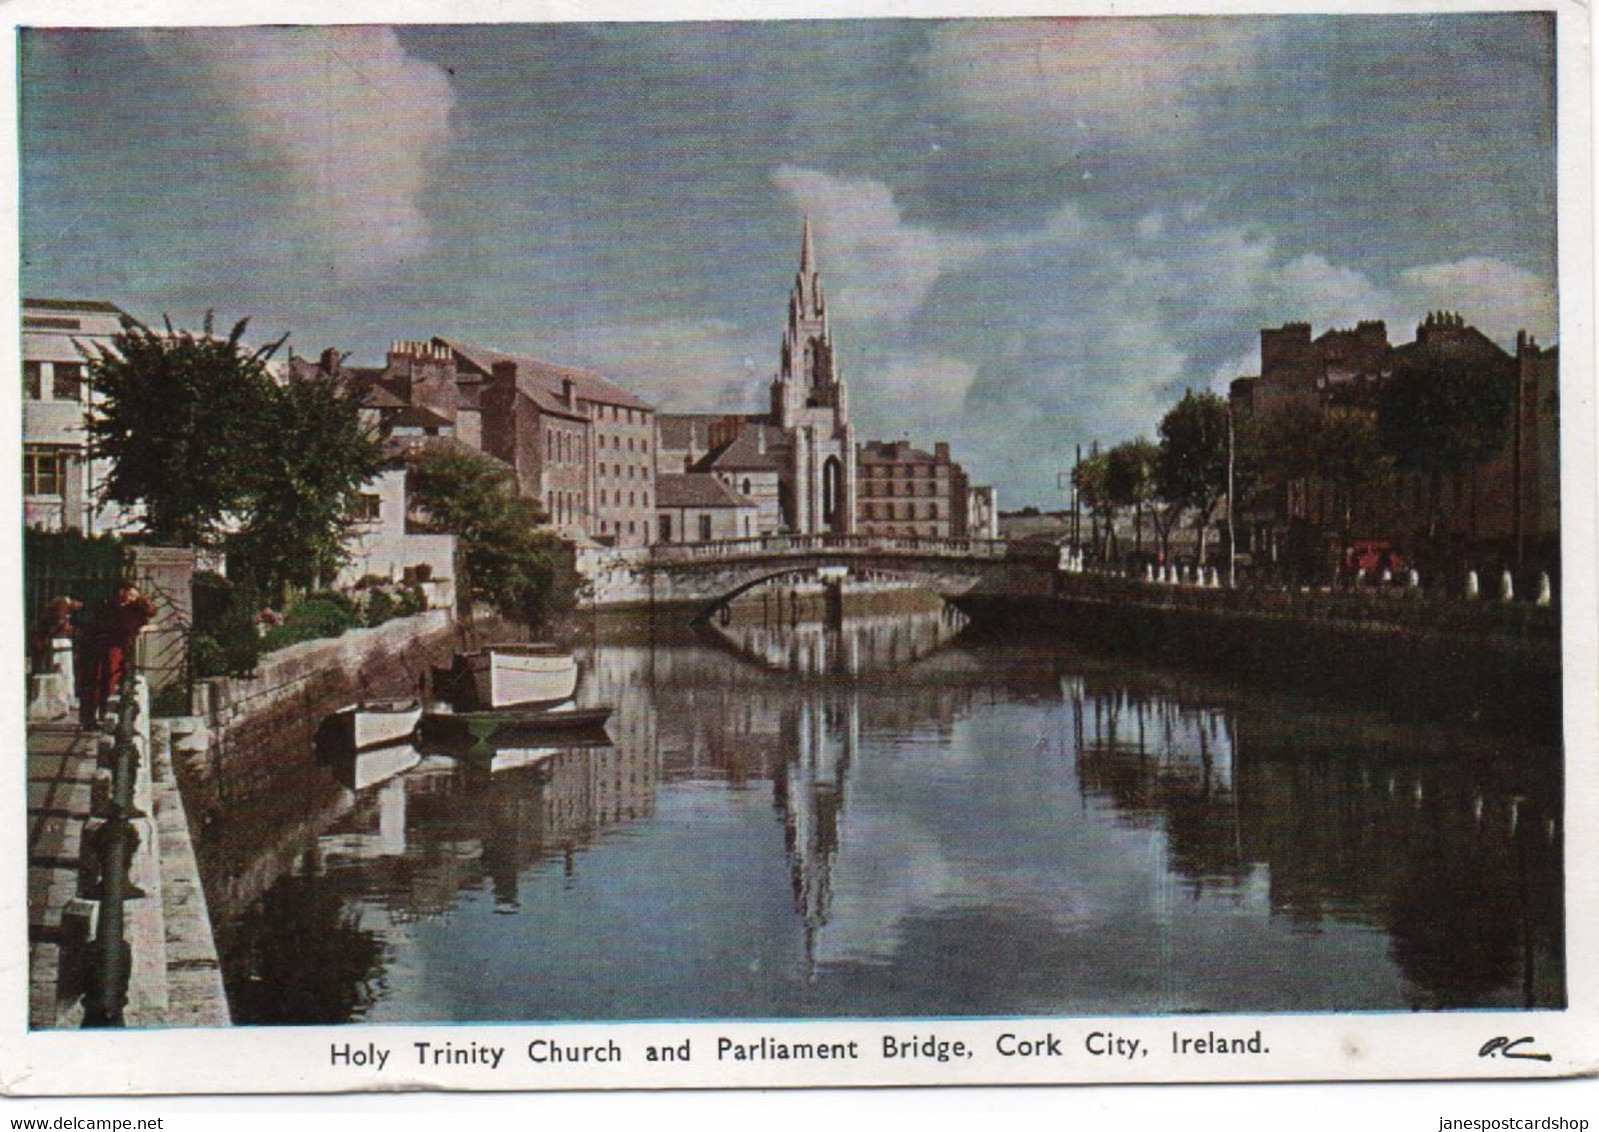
left=206, top=601, right=1564, bottom=1025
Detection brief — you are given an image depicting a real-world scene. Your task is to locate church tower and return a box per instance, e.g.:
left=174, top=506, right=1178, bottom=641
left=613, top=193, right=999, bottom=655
left=772, top=215, right=849, bottom=432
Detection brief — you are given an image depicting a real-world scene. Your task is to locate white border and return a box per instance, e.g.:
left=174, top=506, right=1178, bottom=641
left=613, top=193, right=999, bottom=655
left=0, top=0, right=1593, bottom=1099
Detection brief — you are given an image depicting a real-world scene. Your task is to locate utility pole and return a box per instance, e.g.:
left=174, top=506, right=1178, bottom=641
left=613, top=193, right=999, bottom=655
left=1226, top=404, right=1237, bottom=588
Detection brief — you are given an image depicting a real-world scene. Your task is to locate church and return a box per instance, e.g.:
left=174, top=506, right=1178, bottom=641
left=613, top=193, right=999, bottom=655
left=657, top=217, right=857, bottom=537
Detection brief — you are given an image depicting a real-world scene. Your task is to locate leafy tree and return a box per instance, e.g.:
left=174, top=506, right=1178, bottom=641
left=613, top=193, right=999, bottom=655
left=406, top=444, right=565, bottom=622
left=1377, top=346, right=1514, bottom=538
left=1107, top=439, right=1159, bottom=556
left=1157, top=389, right=1238, bottom=565
left=1071, top=450, right=1115, bottom=558
left=229, top=364, right=383, bottom=603
left=82, top=313, right=281, bottom=545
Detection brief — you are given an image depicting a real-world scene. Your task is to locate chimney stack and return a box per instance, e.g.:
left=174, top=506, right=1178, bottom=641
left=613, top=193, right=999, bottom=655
left=491, top=361, right=518, bottom=389
left=562, top=377, right=576, bottom=409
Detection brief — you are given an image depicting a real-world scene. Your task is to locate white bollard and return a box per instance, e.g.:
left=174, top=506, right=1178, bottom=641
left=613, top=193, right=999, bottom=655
left=1207, top=567, right=1220, bottom=588
left=1407, top=568, right=1420, bottom=589
left=1536, top=572, right=1552, bottom=607
left=1380, top=569, right=1393, bottom=586
left=1499, top=569, right=1514, bottom=602
left=1145, top=564, right=1154, bottom=583
left=1465, top=570, right=1479, bottom=600
left=1354, top=568, right=1366, bottom=589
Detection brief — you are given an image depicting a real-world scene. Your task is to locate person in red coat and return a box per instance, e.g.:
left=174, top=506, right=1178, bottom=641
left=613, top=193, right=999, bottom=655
left=77, top=581, right=157, bottom=728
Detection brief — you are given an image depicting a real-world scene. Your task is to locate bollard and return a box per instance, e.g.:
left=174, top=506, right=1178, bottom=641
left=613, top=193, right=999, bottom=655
left=1407, top=568, right=1420, bottom=590
left=1536, top=572, right=1552, bottom=607
left=1380, top=569, right=1392, bottom=586
left=1354, top=567, right=1367, bottom=589
left=1499, top=569, right=1514, bottom=602
left=1207, top=567, right=1220, bottom=588
left=1465, top=570, right=1479, bottom=600
left=1145, top=564, right=1154, bottom=583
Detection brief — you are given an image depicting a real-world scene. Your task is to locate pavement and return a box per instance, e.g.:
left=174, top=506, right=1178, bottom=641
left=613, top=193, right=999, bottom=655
left=26, top=722, right=102, bottom=1028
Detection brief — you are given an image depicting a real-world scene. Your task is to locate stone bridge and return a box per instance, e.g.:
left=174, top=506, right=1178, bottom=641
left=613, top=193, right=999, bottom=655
left=574, top=534, right=1057, bottom=613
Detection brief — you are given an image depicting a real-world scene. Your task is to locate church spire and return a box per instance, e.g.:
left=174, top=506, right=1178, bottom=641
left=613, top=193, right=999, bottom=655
left=800, top=212, right=816, bottom=279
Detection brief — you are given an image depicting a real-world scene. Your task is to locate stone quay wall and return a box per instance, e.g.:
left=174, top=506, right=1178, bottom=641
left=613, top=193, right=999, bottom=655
left=957, top=579, right=1561, bottom=742
left=176, top=610, right=467, bottom=818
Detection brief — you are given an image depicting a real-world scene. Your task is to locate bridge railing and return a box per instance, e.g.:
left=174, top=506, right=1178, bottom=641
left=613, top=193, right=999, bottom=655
left=647, top=533, right=1013, bottom=563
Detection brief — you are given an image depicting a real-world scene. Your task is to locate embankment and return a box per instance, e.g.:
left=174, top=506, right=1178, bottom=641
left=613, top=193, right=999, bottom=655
left=956, top=576, right=1561, bottom=742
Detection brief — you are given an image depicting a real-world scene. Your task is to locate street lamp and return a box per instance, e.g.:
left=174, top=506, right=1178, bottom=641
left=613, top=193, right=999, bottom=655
left=1226, top=403, right=1236, bottom=589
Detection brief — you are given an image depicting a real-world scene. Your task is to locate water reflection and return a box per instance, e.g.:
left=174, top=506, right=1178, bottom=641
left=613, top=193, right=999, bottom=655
left=205, top=619, right=1563, bottom=1024
left=706, top=594, right=969, bottom=676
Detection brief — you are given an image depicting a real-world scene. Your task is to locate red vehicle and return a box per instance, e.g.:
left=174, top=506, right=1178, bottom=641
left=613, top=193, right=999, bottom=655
left=1344, top=539, right=1404, bottom=576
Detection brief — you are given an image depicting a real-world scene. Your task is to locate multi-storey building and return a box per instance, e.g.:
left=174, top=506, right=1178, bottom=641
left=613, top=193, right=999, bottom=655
left=21, top=298, right=131, bottom=534
left=855, top=440, right=970, bottom=539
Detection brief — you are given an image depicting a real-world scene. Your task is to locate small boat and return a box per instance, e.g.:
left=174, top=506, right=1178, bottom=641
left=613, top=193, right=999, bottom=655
left=420, top=705, right=612, bottom=746
left=452, top=644, right=579, bottom=710
left=328, top=741, right=423, bottom=792
left=330, top=698, right=424, bottom=750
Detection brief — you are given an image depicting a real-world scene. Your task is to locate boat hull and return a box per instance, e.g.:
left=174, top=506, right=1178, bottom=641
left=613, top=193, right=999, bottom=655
left=333, top=700, right=423, bottom=750
left=461, top=646, right=579, bottom=709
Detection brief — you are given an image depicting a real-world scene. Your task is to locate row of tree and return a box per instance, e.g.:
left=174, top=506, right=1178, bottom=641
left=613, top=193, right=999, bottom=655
left=82, top=313, right=563, bottom=620
left=1072, top=344, right=1516, bottom=568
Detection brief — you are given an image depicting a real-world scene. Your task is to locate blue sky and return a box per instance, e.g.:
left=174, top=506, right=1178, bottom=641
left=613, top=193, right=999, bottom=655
left=20, top=16, right=1557, bottom=506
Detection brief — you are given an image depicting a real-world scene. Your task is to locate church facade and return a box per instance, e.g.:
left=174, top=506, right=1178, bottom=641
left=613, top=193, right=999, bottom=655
left=656, top=218, right=861, bottom=537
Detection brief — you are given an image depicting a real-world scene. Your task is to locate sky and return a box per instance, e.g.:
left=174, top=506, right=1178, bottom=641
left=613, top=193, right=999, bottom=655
left=19, top=15, right=1558, bottom=507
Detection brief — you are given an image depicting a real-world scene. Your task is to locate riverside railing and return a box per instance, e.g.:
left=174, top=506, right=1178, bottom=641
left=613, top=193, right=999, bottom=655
left=81, top=665, right=144, bottom=1028
left=646, top=533, right=1015, bottom=563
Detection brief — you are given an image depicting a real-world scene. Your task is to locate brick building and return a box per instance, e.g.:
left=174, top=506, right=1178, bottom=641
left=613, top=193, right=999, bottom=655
left=1230, top=311, right=1559, bottom=568
left=855, top=440, right=971, bottom=539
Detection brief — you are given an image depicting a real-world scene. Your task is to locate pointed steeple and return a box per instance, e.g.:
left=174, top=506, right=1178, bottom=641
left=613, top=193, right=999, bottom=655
left=799, top=212, right=816, bottom=279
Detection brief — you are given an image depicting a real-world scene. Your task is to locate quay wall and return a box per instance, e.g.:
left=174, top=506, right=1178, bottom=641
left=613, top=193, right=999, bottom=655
left=175, top=610, right=467, bottom=822
left=956, top=578, right=1561, bottom=742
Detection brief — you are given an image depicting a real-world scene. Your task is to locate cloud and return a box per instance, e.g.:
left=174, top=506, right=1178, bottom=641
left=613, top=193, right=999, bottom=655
left=1400, top=257, right=1556, bottom=345
left=852, top=356, right=978, bottom=440
left=923, top=19, right=1277, bottom=155
left=772, top=165, right=986, bottom=322
left=548, top=317, right=765, bottom=413
left=140, top=27, right=455, bottom=274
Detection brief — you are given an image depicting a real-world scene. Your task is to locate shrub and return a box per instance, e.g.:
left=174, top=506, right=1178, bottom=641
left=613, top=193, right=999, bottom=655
left=364, top=587, right=398, bottom=627
left=261, top=593, right=362, bottom=651
left=150, top=684, right=192, bottom=719
left=190, top=571, right=262, bottom=678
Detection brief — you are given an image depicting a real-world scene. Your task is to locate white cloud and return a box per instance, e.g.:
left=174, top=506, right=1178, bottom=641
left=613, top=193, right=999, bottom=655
left=772, top=165, right=986, bottom=322
left=143, top=27, right=455, bottom=274
left=853, top=355, right=978, bottom=440
left=542, top=317, right=764, bottom=413
left=1400, top=257, right=1556, bottom=344
left=923, top=19, right=1277, bottom=154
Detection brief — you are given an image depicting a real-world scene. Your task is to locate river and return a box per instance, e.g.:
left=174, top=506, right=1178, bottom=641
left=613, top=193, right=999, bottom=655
left=203, top=599, right=1564, bottom=1025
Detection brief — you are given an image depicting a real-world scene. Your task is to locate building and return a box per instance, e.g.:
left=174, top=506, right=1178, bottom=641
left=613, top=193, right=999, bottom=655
left=653, top=219, right=997, bottom=544
left=1232, top=311, right=1559, bottom=567
left=655, top=473, right=759, bottom=543
left=439, top=340, right=657, bottom=548
left=333, top=451, right=458, bottom=610
left=855, top=440, right=970, bottom=539
left=22, top=298, right=132, bottom=534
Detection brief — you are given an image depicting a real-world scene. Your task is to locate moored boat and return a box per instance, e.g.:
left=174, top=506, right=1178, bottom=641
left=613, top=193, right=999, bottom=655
left=331, top=698, right=424, bottom=750
left=456, top=643, right=579, bottom=710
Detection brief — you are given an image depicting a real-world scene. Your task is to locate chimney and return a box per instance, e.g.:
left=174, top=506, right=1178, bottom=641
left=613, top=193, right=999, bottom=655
left=935, top=441, right=950, bottom=463
left=491, top=360, right=518, bottom=389
left=562, top=377, right=576, bottom=410
left=319, top=347, right=340, bottom=375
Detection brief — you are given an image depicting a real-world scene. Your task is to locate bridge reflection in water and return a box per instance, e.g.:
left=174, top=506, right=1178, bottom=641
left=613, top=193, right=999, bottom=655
left=204, top=603, right=1563, bottom=1024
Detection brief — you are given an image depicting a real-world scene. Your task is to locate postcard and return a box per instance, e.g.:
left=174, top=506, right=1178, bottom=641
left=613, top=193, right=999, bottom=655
left=4, top=0, right=1595, bottom=1095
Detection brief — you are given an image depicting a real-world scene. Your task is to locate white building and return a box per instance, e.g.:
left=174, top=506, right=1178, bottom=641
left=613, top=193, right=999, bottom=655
left=22, top=298, right=133, bottom=534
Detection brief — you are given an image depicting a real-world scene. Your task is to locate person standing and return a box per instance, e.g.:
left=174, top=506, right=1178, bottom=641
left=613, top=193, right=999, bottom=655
left=77, top=581, right=157, bottom=728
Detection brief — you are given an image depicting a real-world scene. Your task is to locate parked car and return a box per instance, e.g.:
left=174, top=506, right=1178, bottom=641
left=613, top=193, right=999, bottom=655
left=1344, top=539, right=1404, bottom=577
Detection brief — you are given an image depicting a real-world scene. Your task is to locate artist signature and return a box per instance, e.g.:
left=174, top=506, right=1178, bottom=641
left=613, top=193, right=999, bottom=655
left=1479, top=1036, right=1552, bottom=1062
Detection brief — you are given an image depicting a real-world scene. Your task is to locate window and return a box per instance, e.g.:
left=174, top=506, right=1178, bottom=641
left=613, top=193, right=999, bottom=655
left=641, top=440, right=648, bottom=454
left=52, top=363, right=83, bottom=402
left=699, top=514, right=713, bottom=541
left=598, top=463, right=606, bottom=477
left=929, top=502, right=939, bottom=520
left=659, top=514, right=673, bottom=543
left=629, top=492, right=635, bottom=507
left=628, top=520, right=636, bottom=535
left=22, top=362, right=41, bottom=400
left=627, top=437, right=635, bottom=451
left=355, top=493, right=382, bottom=521
left=642, top=493, right=649, bottom=508
left=742, top=478, right=752, bottom=495
left=23, top=448, right=65, bottom=496
left=600, top=490, right=607, bottom=506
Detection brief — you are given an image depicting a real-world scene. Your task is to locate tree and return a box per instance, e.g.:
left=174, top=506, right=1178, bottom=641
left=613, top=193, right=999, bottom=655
left=229, top=364, right=384, bottom=603
left=82, top=313, right=281, bottom=546
left=1157, top=390, right=1235, bottom=565
left=406, top=444, right=565, bottom=622
left=1071, top=449, right=1115, bottom=558
left=1106, top=439, right=1159, bottom=556
left=1377, top=345, right=1514, bottom=540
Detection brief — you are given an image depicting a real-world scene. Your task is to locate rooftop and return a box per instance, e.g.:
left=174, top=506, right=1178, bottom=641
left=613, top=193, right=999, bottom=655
left=657, top=473, right=756, bottom=510
left=439, top=337, right=653, bottom=413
